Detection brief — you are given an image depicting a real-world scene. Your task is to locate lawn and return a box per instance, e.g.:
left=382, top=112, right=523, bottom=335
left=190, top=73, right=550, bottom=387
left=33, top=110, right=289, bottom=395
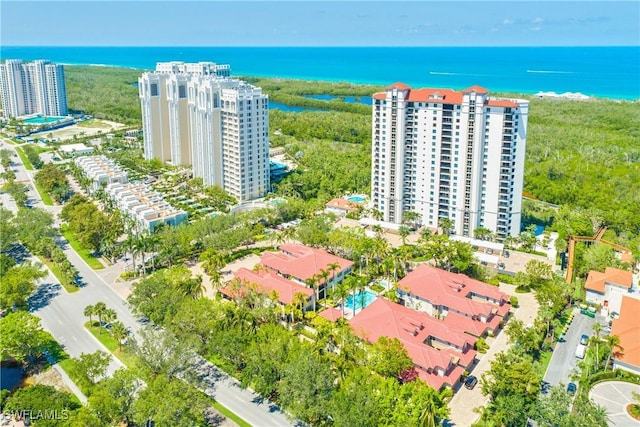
left=85, top=321, right=138, bottom=369
left=76, top=119, right=113, bottom=129
left=34, top=182, right=53, bottom=205
left=539, top=348, right=554, bottom=377
left=60, top=225, right=104, bottom=270
left=14, top=146, right=33, bottom=170
left=37, top=256, right=79, bottom=293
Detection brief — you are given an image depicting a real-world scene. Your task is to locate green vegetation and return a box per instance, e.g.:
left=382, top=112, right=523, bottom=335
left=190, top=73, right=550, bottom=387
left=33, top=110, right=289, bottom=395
left=37, top=256, right=79, bottom=293
left=84, top=321, right=137, bottom=368
left=65, top=65, right=143, bottom=124
left=76, top=118, right=114, bottom=129
left=22, top=144, right=43, bottom=169
left=60, top=225, right=105, bottom=270
left=35, top=163, right=71, bottom=204
left=14, top=146, right=33, bottom=170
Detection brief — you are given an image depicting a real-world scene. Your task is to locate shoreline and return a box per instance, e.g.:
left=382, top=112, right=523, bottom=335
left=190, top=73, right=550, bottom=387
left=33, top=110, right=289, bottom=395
left=58, top=62, right=640, bottom=103
left=62, top=63, right=639, bottom=102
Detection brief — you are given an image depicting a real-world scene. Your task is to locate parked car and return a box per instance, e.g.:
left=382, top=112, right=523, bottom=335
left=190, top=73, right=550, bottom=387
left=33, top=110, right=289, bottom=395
left=575, top=344, right=587, bottom=359
left=580, top=334, right=589, bottom=345
left=464, top=375, right=478, bottom=390
left=503, top=250, right=510, bottom=258
left=567, top=382, right=577, bottom=395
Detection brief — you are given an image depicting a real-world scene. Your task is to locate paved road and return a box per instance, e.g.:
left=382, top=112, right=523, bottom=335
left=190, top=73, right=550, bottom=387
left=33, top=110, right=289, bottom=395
left=543, top=308, right=599, bottom=386
left=590, top=381, right=640, bottom=426
left=2, top=138, right=293, bottom=426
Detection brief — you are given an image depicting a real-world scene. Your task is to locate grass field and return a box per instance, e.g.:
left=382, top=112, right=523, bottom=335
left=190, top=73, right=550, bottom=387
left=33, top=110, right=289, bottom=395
left=37, top=256, right=79, bottom=293
left=60, top=225, right=104, bottom=270
left=14, top=146, right=33, bottom=170
left=34, top=182, right=53, bottom=205
left=76, top=119, right=113, bottom=129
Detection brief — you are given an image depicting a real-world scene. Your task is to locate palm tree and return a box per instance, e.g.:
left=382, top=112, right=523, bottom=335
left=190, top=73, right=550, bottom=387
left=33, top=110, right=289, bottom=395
left=306, top=275, right=319, bottom=312
left=318, top=268, right=331, bottom=300
left=179, top=275, right=205, bottom=299
left=438, top=217, right=453, bottom=236
left=110, top=321, right=128, bottom=350
left=291, top=291, right=308, bottom=322
left=403, top=210, right=421, bottom=230
left=343, top=275, right=359, bottom=317
left=604, top=334, right=623, bottom=371
left=591, top=323, right=604, bottom=371
left=93, top=302, right=107, bottom=326
left=371, top=209, right=383, bottom=221
left=334, top=281, right=350, bottom=319
left=327, top=262, right=341, bottom=290
left=84, top=304, right=95, bottom=326
left=399, top=225, right=411, bottom=246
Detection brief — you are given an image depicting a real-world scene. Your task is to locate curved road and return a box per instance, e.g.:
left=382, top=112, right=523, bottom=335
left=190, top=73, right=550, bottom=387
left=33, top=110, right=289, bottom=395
left=2, top=138, right=293, bottom=426
left=590, top=381, right=640, bottom=426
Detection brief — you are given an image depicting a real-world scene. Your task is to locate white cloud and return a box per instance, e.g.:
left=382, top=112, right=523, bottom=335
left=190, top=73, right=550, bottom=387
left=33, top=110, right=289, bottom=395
left=503, top=19, right=513, bottom=25
left=532, top=17, right=543, bottom=24
left=531, top=26, right=541, bottom=31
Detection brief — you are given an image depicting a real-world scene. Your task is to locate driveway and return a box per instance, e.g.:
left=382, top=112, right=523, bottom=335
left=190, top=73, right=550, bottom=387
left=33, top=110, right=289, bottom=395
left=446, top=285, right=538, bottom=426
left=543, top=309, right=600, bottom=386
left=590, top=381, right=640, bottom=426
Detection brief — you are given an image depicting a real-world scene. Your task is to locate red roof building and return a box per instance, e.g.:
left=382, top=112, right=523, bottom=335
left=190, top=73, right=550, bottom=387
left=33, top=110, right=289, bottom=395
left=397, top=265, right=510, bottom=335
left=324, top=198, right=363, bottom=216
left=261, top=244, right=353, bottom=287
left=223, top=268, right=314, bottom=308
left=611, top=296, right=640, bottom=376
left=349, top=298, right=477, bottom=390
left=585, top=266, right=634, bottom=314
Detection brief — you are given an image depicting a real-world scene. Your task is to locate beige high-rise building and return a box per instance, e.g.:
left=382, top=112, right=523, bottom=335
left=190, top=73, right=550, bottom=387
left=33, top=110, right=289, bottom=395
left=139, top=62, right=269, bottom=202
left=0, top=59, right=68, bottom=118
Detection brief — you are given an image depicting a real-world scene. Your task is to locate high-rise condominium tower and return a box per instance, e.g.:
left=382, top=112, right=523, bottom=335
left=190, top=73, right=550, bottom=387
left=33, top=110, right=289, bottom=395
left=0, top=59, right=68, bottom=118
left=139, top=62, right=269, bottom=202
left=371, top=83, right=529, bottom=240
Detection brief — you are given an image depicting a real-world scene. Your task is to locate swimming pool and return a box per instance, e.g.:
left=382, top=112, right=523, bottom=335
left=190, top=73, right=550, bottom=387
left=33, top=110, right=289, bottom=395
left=23, top=116, right=66, bottom=124
left=344, top=290, right=376, bottom=312
left=347, top=195, right=366, bottom=203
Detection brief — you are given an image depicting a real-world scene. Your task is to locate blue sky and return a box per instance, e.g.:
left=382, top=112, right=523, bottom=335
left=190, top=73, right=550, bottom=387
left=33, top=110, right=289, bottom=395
left=2, top=1, right=638, bottom=46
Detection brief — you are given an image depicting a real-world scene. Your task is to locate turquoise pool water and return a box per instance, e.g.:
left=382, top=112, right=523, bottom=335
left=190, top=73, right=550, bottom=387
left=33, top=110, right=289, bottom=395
left=23, top=116, right=66, bottom=124
left=347, top=195, right=366, bottom=203
left=345, top=290, right=376, bottom=312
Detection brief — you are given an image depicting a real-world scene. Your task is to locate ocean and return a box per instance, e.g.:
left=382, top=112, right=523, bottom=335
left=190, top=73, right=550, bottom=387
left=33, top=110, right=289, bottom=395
left=1, top=46, right=639, bottom=99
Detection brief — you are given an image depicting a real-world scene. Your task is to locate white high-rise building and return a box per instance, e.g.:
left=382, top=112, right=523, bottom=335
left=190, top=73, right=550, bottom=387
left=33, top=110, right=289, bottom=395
left=0, top=59, right=68, bottom=118
left=139, top=62, right=269, bottom=202
left=371, top=83, right=529, bottom=240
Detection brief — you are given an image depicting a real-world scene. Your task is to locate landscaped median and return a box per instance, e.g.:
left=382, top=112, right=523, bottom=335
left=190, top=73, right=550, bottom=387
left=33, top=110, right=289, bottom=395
left=34, top=181, right=53, bottom=205
left=37, top=256, right=79, bottom=293
left=14, top=146, right=34, bottom=170
left=60, top=225, right=104, bottom=270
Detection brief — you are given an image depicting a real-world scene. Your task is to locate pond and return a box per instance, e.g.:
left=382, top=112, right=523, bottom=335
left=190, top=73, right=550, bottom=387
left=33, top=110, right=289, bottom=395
left=269, top=102, right=326, bottom=112
left=0, top=366, right=24, bottom=391
left=303, top=94, right=373, bottom=105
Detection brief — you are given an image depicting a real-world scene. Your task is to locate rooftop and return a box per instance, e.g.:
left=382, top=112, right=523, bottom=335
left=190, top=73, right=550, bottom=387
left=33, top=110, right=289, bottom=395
left=261, top=244, right=353, bottom=283
left=585, top=266, right=633, bottom=294
left=610, top=296, right=640, bottom=369
left=397, top=265, right=509, bottom=318
left=227, top=267, right=313, bottom=305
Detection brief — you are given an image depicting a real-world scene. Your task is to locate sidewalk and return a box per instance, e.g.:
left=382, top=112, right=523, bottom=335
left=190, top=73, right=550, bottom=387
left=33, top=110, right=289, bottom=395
left=43, top=351, right=87, bottom=404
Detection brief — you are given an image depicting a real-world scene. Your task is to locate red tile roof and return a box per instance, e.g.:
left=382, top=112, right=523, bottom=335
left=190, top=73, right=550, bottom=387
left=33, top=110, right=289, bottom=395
left=386, top=82, right=411, bottom=90
left=349, top=298, right=476, bottom=390
left=486, top=99, right=519, bottom=108
left=585, top=267, right=633, bottom=294
left=463, top=85, right=489, bottom=94
left=226, top=268, right=313, bottom=305
left=349, top=299, right=476, bottom=370
left=407, top=88, right=463, bottom=105
left=325, top=198, right=362, bottom=212
left=611, top=296, right=640, bottom=369
left=398, top=265, right=509, bottom=318
left=444, top=312, right=489, bottom=337
left=319, top=307, right=343, bottom=322
left=373, top=92, right=386, bottom=100
left=261, top=244, right=353, bottom=283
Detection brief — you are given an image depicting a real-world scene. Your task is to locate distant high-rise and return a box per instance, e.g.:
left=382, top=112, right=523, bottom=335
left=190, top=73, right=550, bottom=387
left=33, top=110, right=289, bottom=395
left=139, top=62, right=269, bottom=202
left=371, top=83, right=529, bottom=240
left=0, top=59, right=68, bottom=118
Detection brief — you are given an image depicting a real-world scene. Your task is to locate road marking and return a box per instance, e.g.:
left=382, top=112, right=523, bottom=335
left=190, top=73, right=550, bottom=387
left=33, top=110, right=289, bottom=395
left=57, top=319, right=63, bottom=325
left=72, top=336, right=78, bottom=342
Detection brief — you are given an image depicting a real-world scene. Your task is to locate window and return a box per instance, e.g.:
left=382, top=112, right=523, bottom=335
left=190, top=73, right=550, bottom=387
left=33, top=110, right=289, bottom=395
left=150, top=83, right=158, bottom=97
